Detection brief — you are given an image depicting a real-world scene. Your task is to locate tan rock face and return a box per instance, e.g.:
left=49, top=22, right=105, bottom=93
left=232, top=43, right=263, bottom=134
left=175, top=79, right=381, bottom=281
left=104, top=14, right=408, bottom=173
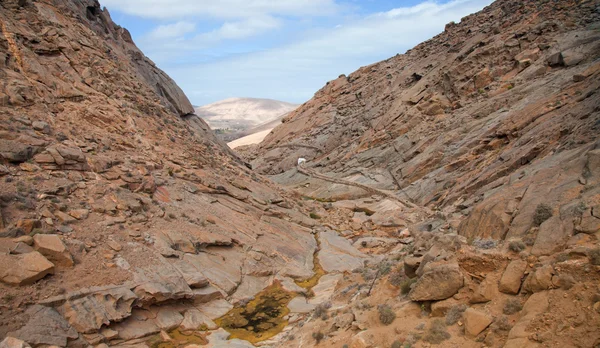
left=0, top=251, right=54, bottom=285
left=33, top=234, right=73, bottom=267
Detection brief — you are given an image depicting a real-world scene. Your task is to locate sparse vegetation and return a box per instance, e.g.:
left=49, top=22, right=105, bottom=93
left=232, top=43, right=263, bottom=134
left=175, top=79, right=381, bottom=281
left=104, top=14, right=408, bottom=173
left=508, top=240, right=526, bottom=253
left=312, top=331, right=324, bottom=343
left=533, top=203, right=553, bottom=226
left=309, top=212, right=321, bottom=219
left=445, top=304, right=467, bottom=325
left=492, top=315, right=513, bottom=332
left=590, top=248, right=600, bottom=266
left=424, top=319, right=450, bottom=344
left=503, top=298, right=523, bottom=315
left=2, top=294, right=15, bottom=302
left=378, top=261, right=393, bottom=275
left=378, top=304, right=396, bottom=325
left=389, top=268, right=404, bottom=287
left=472, top=238, right=498, bottom=249
left=314, top=302, right=331, bottom=320
left=400, top=278, right=417, bottom=295
left=391, top=341, right=402, bottom=348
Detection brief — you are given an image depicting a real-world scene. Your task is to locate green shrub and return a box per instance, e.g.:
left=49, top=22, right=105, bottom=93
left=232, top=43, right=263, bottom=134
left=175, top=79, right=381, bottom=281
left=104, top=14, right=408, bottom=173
left=378, top=304, right=396, bottom=325
left=503, top=298, right=523, bottom=315
left=424, top=319, right=450, bottom=344
left=533, top=203, right=553, bottom=226
left=445, top=304, right=467, bottom=325
left=309, top=212, right=321, bottom=219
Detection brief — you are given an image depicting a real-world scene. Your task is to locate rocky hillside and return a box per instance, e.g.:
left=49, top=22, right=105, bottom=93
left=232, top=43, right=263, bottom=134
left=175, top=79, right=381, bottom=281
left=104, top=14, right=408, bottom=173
left=0, top=0, right=331, bottom=346
left=195, top=98, right=298, bottom=142
left=254, top=0, right=600, bottom=240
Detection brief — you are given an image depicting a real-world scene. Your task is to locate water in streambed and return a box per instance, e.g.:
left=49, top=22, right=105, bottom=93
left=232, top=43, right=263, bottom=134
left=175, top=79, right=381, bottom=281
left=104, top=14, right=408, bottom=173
left=150, top=234, right=324, bottom=346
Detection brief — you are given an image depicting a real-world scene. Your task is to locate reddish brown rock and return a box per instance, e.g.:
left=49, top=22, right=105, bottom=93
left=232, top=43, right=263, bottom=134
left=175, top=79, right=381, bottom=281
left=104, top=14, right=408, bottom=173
left=33, top=234, right=74, bottom=267
left=0, top=251, right=55, bottom=285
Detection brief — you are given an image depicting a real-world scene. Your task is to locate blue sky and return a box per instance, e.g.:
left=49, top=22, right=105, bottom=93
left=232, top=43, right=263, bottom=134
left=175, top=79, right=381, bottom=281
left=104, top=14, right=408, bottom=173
left=99, top=0, right=493, bottom=106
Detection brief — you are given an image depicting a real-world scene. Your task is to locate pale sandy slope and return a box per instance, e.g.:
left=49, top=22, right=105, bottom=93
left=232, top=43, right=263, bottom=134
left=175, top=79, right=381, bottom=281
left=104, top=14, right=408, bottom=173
left=228, top=129, right=274, bottom=149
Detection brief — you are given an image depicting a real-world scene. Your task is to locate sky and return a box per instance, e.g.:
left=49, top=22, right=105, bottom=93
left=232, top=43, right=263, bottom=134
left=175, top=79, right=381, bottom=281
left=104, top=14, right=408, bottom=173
left=99, top=0, right=493, bottom=106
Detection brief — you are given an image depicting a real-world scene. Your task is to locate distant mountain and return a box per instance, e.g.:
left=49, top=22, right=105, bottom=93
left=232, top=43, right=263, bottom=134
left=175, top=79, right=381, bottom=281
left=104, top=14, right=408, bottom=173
left=195, top=98, right=298, bottom=141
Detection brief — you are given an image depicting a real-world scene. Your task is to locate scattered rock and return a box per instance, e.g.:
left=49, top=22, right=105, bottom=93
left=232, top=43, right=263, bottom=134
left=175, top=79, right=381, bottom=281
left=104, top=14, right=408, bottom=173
left=522, top=265, right=554, bottom=293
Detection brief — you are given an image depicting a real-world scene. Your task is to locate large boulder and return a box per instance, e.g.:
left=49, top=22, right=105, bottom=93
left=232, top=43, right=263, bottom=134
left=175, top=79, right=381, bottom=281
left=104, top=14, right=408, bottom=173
left=409, top=262, right=464, bottom=301
left=522, top=265, right=554, bottom=293
left=499, top=260, right=528, bottom=295
left=33, top=234, right=74, bottom=267
left=0, top=251, right=55, bottom=285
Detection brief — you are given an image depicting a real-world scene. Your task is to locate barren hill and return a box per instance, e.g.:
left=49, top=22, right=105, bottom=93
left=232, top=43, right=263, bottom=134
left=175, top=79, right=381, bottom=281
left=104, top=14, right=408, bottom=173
left=195, top=98, right=298, bottom=142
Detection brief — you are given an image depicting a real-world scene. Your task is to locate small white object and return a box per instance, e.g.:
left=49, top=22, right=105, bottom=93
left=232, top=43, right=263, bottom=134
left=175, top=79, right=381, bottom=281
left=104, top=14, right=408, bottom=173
left=297, top=158, right=306, bottom=166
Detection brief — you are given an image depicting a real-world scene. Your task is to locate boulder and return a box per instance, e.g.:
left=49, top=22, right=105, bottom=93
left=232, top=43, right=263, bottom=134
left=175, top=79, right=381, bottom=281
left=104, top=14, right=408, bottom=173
left=33, top=234, right=74, bottom=267
left=0, top=338, right=30, bottom=348
left=470, top=276, right=497, bottom=303
left=409, top=262, right=464, bottom=301
left=0, top=251, right=55, bottom=285
left=522, top=265, right=554, bottom=293
left=8, top=305, right=78, bottom=347
left=499, top=260, right=527, bottom=295
left=547, top=52, right=564, bottom=67
left=0, top=139, right=36, bottom=163
left=333, top=312, right=355, bottom=329
left=430, top=297, right=461, bottom=317
left=531, top=217, right=569, bottom=256
left=404, top=255, right=423, bottom=278
left=463, top=308, right=493, bottom=337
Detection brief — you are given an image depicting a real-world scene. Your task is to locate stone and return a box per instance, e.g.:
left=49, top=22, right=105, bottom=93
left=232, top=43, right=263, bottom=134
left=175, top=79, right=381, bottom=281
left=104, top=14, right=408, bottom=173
left=32, top=121, right=51, bottom=134
left=333, top=312, right=355, bottom=329
left=547, top=52, right=564, bottom=67
left=54, top=211, right=77, bottom=224
left=196, top=299, right=234, bottom=320
left=499, top=260, right=527, bottom=294
left=8, top=305, right=78, bottom=347
left=15, top=219, right=40, bottom=234
left=155, top=308, right=184, bottom=331
left=522, top=265, right=554, bottom=293
left=10, top=242, right=34, bottom=255
left=192, top=285, right=223, bottom=304
left=181, top=308, right=218, bottom=330
left=0, top=139, right=36, bottom=163
left=173, top=259, right=209, bottom=288
left=107, top=240, right=122, bottom=251
left=404, top=255, right=423, bottom=278
left=61, top=286, right=137, bottom=333
left=0, top=338, right=30, bottom=348
left=409, top=262, right=464, bottom=301
left=463, top=308, right=493, bottom=337
left=430, top=297, right=461, bottom=317
left=470, top=276, right=497, bottom=303
left=531, top=217, right=569, bottom=256
left=288, top=296, right=316, bottom=314
left=33, top=234, right=74, bottom=267
left=0, top=251, right=55, bottom=285
left=68, top=209, right=89, bottom=220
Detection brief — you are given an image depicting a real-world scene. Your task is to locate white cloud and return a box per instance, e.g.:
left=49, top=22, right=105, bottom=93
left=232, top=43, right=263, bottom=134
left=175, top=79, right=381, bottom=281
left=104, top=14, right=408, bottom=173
left=199, top=16, right=281, bottom=42
left=99, top=0, right=339, bottom=19
left=148, top=21, right=196, bottom=40
left=160, top=0, right=494, bottom=105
